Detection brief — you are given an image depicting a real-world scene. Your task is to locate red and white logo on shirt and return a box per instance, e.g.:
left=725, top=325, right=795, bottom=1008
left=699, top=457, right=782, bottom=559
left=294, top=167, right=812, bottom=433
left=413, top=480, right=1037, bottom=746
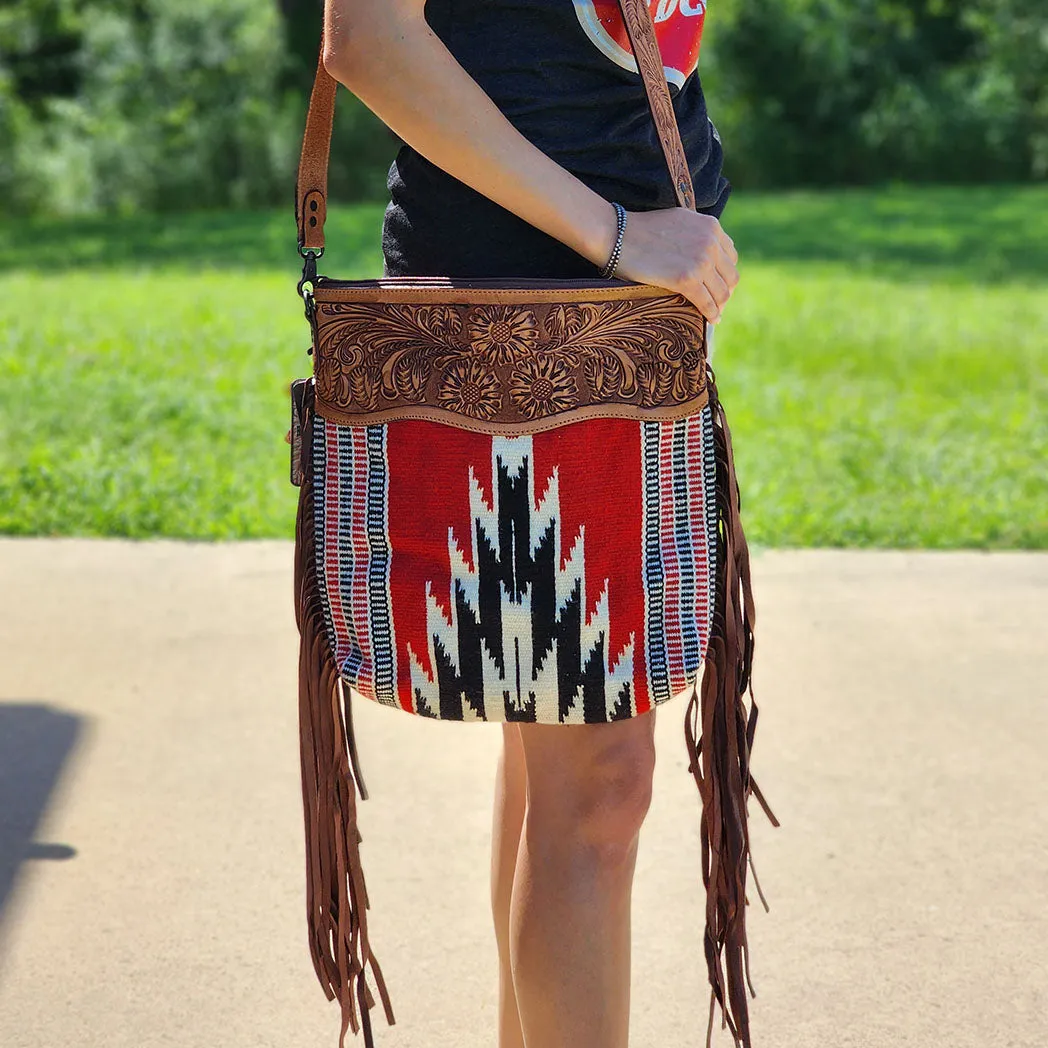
left=572, top=0, right=707, bottom=88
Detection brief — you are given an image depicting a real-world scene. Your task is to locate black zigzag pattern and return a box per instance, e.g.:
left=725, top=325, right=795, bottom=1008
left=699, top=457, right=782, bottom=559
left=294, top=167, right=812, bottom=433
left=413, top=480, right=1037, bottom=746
left=431, top=447, right=631, bottom=723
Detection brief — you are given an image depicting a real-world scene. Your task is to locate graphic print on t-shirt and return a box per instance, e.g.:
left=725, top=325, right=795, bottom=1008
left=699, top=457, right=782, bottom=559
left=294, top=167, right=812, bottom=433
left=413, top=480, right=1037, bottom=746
left=572, top=0, right=707, bottom=89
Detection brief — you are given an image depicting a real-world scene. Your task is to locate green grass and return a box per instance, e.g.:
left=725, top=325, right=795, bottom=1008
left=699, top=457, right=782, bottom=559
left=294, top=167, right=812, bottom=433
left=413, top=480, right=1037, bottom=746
left=1, top=186, right=1045, bottom=546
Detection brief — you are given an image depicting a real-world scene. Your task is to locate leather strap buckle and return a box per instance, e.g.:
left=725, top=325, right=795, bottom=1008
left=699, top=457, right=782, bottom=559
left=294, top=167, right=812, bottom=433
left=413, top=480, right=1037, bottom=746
left=297, top=249, right=320, bottom=324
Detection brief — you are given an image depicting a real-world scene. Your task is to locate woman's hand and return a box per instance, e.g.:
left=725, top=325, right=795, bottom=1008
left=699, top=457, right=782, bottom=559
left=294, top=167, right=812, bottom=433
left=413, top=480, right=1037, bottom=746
left=615, top=207, right=739, bottom=324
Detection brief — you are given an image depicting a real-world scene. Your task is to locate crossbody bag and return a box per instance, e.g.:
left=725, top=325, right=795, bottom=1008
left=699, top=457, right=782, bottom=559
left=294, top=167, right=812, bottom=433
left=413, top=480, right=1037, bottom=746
left=290, top=3, right=779, bottom=1046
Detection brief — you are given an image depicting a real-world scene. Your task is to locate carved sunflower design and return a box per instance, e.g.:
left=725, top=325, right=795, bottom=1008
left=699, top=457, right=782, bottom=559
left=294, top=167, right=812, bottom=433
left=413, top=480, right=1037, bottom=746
left=509, top=356, right=580, bottom=420
left=437, top=360, right=503, bottom=421
left=467, top=306, right=540, bottom=365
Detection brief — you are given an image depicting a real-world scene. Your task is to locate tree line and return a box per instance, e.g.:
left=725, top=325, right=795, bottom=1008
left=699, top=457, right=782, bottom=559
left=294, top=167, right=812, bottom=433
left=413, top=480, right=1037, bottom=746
left=1, top=0, right=1044, bottom=218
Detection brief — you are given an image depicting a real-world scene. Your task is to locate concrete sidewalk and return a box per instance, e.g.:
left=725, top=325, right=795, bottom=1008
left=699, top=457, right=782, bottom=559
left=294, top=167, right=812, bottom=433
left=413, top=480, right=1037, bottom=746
left=0, top=540, right=1045, bottom=1048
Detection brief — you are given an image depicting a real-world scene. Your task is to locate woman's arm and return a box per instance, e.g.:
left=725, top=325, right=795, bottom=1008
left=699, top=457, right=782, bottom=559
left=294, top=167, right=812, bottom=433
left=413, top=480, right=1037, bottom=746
left=323, top=0, right=738, bottom=322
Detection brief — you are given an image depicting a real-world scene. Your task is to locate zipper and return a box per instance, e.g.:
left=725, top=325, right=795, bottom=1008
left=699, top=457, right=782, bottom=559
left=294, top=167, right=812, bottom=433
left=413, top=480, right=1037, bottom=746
left=314, top=275, right=635, bottom=291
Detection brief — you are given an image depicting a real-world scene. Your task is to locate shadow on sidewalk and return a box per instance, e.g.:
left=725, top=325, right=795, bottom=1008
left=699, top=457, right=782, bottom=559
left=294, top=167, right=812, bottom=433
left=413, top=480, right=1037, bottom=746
left=0, top=703, right=83, bottom=935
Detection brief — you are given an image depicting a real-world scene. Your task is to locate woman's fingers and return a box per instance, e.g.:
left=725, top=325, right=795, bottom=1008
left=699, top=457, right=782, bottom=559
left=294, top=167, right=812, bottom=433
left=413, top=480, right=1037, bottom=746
left=718, top=228, right=739, bottom=266
left=685, top=277, right=723, bottom=323
left=687, top=243, right=736, bottom=321
left=714, top=248, right=740, bottom=298
left=614, top=208, right=739, bottom=322
left=704, top=269, right=731, bottom=309
left=693, top=268, right=731, bottom=323
left=701, top=211, right=737, bottom=264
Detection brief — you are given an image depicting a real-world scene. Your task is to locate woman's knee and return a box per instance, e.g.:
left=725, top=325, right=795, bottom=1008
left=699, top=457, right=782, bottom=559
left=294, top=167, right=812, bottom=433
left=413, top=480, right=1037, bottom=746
left=520, top=713, right=656, bottom=862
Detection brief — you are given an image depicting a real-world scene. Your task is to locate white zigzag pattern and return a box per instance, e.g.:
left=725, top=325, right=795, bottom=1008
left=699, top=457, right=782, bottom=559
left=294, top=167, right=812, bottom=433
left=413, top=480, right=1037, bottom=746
left=408, top=437, right=635, bottom=722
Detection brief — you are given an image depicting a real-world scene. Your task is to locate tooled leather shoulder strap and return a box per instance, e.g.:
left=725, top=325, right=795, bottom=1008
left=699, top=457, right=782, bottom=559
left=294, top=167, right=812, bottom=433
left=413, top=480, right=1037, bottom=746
left=296, top=0, right=696, bottom=253
left=617, top=0, right=697, bottom=211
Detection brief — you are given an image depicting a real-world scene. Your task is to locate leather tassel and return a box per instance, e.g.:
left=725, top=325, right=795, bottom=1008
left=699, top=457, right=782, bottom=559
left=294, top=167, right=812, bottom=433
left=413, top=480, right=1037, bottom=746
left=686, top=371, right=780, bottom=1048
left=294, top=382, right=395, bottom=1048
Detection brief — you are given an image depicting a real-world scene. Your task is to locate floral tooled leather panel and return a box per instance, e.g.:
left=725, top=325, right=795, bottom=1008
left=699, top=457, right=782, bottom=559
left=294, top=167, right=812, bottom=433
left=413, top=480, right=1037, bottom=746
left=311, top=287, right=709, bottom=434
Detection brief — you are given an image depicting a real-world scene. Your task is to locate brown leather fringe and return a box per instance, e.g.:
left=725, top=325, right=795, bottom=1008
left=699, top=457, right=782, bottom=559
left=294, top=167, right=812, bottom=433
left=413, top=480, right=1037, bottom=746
left=293, top=372, right=775, bottom=1048
left=686, top=372, right=781, bottom=1048
left=294, top=381, right=395, bottom=1048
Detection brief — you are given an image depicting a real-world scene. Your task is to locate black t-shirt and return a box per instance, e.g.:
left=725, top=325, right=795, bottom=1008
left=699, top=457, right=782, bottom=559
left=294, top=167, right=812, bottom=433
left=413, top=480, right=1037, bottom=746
left=382, top=0, right=728, bottom=278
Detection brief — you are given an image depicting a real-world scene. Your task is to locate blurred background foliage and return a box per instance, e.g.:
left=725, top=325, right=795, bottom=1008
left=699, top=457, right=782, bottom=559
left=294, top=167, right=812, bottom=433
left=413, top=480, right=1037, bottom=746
left=705, top=0, right=1048, bottom=186
left=0, top=0, right=391, bottom=217
left=1, top=2, right=1044, bottom=545
left=0, top=0, right=1045, bottom=219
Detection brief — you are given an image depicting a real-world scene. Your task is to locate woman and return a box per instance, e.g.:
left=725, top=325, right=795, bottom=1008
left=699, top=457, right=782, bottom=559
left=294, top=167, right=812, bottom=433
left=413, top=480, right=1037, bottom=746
left=320, top=2, right=741, bottom=1046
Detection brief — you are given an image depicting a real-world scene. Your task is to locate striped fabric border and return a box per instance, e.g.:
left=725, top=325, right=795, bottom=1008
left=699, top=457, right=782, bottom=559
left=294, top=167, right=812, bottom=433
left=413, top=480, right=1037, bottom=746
left=701, top=405, right=719, bottom=644
left=658, top=419, right=685, bottom=694
left=312, top=419, right=358, bottom=682
left=312, top=420, right=400, bottom=705
left=342, top=426, right=372, bottom=689
left=364, top=425, right=398, bottom=707
left=672, top=419, right=701, bottom=680
left=641, top=410, right=716, bottom=705
left=641, top=421, right=671, bottom=705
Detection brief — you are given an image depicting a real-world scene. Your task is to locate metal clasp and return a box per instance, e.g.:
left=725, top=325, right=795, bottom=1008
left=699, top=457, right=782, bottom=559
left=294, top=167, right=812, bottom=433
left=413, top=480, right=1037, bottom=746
left=297, top=248, right=320, bottom=322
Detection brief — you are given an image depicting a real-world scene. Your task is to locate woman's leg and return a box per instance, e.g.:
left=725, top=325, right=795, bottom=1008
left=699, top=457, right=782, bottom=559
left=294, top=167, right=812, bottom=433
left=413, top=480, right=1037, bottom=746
left=509, top=709, right=657, bottom=1048
left=491, top=723, right=528, bottom=1048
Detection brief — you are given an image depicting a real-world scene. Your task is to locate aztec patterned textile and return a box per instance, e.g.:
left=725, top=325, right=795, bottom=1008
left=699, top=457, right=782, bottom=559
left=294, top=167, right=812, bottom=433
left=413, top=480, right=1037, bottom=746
left=310, top=411, right=718, bottom=724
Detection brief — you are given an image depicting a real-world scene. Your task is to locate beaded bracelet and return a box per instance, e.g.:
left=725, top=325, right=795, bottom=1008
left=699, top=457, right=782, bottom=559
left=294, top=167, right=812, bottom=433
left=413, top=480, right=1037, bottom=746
left=600, top=201, right=628, bottom=280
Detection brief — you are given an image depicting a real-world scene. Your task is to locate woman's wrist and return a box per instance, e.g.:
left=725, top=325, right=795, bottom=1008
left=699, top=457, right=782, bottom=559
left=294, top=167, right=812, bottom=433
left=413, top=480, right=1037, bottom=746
left=562, top=194, right=626, bottom=272
left=599, top=203, right=628, bottom=278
